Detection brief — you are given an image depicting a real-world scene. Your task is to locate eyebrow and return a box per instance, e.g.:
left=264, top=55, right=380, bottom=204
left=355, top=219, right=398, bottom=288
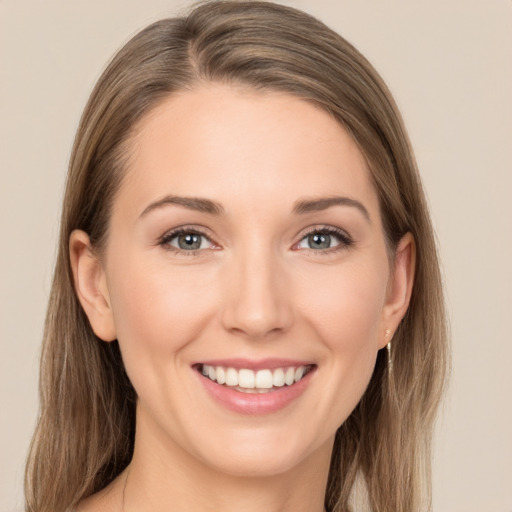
left=139, top=195, right=225, bottom=218
left=292, top=196, right=371, bottom=222
left=139, top=194, right=370, bottom=222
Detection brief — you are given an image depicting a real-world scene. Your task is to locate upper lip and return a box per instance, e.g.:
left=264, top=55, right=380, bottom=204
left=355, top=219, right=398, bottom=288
left=193, top=358, right=315, bottom=371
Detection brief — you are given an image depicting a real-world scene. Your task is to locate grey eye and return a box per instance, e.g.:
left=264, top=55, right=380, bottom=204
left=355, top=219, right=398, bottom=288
left=308, top=233, right=331, bottom=249
left=298, top=232, right=342, bottom=250
left=170, top=233, right=209, bottom=251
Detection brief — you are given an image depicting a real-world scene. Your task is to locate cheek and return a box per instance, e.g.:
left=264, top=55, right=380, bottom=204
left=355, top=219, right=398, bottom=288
left=105, top=257, right=219, bottom=391
left=108, top=256, right=215, bottom=340
left=298, top=261, right=388, bottom=406
left=301, top=261, right=387, bottom=343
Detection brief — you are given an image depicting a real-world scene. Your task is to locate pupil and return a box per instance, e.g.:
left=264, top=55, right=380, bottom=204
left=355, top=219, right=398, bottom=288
left=309, top=233, right=330, bottom=249
left=178, top=233, right=201, bottom=250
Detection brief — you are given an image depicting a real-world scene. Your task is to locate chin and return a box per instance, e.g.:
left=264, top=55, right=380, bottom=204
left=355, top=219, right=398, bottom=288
left=205, top=450, right=309, bottom=479
left=190, top=425, right=332, bottom=479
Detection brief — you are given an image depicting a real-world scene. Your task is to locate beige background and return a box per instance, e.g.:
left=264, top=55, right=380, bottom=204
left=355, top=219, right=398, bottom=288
left=1, top=1, right=511, bottom=511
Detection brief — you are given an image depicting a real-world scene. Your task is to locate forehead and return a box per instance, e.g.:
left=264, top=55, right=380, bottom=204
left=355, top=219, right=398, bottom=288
left=117, top=85, right=379, bottom=220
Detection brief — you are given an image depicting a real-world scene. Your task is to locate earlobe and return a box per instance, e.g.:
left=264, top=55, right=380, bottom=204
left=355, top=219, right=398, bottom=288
left=379, top=232, right=416, bottom=348
left=69, top=230, right=117, bottom=342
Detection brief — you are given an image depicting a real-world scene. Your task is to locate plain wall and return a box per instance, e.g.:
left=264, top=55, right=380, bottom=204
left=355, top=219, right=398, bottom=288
left=1, top=1, right=511, bottom=510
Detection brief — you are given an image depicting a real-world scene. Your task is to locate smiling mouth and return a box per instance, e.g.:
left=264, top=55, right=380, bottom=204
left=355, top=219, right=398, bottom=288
left=196, top=363, right=316, bottom=394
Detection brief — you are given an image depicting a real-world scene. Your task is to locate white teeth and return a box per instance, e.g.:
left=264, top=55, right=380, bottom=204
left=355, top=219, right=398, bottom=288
left=255, top=369, right=273, bottom=389
left=216, top=366, right=226, bottom=385
left=201, top=364, right=311, bottom=390
left=239, top=369, right=255, bottom=389
left=284, top=367, right=295, bottom=386
left=225, top=367, right=238, bottom=386
left=272, top=368, right=285, bottom=387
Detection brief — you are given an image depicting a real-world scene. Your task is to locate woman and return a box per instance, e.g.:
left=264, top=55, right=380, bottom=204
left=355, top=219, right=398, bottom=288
left=25, top=2, right=448, bottom=511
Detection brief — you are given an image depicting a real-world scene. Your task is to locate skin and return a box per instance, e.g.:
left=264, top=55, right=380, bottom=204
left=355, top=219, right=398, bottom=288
left=71, top=85, right=415, bottom=512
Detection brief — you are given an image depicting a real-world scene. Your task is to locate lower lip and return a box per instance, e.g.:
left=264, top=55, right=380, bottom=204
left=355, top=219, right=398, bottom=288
left=196, top=369, right=315, bottom=415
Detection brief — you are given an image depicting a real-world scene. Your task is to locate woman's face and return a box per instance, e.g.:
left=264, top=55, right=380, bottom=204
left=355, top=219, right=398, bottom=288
left=74, top=85, right=413, bottom=478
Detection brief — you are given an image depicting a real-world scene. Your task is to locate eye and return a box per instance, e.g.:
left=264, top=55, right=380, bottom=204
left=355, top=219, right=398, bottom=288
left=296, top=227, right=352, bottom=251
left=160, top=228, right=215, bottom=254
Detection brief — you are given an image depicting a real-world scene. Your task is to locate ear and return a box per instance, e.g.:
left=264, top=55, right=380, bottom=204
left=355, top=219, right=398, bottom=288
left=69, top=230, right=117, bottom=342
left=379, top=232, right=416, bottom=348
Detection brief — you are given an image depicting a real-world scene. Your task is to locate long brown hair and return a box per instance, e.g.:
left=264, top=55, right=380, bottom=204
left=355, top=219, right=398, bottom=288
left=25, top=2, right=448, bottom=511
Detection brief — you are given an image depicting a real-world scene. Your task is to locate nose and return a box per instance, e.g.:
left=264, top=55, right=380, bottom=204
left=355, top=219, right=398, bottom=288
left=220, top=248, right=293, bottom=340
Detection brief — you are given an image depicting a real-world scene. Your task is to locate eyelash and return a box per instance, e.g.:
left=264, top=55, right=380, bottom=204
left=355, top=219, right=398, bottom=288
left=297, top=226, right=354, bottom=255
left=158, top=227, right=215, bottom=257
left=158, top=225, right=354, bottom=257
